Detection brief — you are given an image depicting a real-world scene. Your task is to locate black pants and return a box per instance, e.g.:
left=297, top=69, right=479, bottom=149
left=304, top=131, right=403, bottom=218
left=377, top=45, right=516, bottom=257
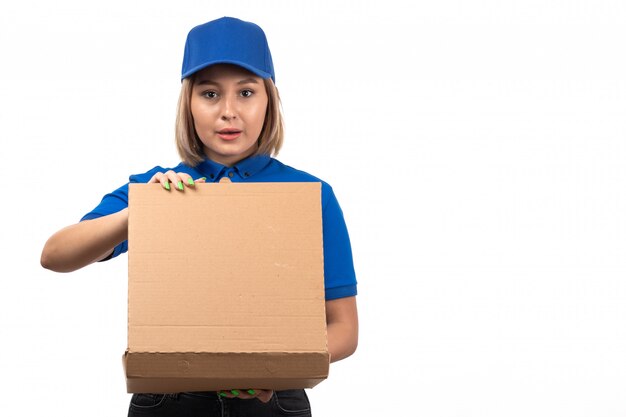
left=128, top=390, right=312, bottom=417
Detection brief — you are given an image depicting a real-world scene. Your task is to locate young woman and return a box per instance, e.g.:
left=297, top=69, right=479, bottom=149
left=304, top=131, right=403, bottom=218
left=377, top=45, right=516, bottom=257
left=41, top=16, right=358, bottom=417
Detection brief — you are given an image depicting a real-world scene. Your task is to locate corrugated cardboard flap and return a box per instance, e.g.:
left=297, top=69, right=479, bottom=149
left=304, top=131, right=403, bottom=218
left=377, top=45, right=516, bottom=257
left=124, top=350, right=329, bottom=393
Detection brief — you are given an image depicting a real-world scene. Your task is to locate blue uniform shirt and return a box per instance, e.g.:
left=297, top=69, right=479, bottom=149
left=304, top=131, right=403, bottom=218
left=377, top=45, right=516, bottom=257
left=81, top=155, right=357, bottom=300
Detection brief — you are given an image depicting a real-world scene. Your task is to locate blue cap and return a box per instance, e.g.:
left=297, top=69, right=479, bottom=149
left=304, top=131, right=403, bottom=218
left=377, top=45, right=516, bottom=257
left=181, top=17, right=275, bottom=83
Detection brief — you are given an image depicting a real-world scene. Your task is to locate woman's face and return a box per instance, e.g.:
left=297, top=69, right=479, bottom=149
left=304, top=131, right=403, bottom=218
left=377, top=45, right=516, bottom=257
left=190, top=64, right=268, bottom=166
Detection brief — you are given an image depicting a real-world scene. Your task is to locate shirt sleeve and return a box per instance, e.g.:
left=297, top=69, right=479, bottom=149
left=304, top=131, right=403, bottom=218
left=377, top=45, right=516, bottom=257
left=321, top=184, right=358, bottom=300
left=79, top=182, right=130, bottom=260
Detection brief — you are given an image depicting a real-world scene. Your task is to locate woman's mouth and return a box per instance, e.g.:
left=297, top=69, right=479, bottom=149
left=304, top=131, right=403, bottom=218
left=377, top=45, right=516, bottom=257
left=217, top=129, right=242, bottom=141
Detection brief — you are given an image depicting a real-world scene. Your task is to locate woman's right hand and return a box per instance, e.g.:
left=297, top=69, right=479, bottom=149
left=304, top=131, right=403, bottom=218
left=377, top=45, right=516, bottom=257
left=148, top=171, right=206, bottom=191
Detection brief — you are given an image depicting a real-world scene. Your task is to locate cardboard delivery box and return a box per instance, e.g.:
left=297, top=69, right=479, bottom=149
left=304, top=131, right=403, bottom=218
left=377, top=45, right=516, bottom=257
left=123, top=179, right=329, bottom=393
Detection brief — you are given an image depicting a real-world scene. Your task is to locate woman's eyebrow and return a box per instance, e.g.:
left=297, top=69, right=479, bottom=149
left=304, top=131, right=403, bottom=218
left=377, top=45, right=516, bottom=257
left=236, top=78, right=259, bottom=85
left=195, top=78, right=259, bottom=86
left=195, top=79, right=217, bottom=86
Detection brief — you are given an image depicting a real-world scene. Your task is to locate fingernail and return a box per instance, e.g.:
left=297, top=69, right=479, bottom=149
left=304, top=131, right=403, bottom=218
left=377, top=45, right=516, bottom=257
left=231, top=390, right=239, bottom=396
left=188, top=178, right=195, bottom=185
left=247, top=389, right=256, bottom=395
left=219, top=392, right=227, bottom=397
left=177, top=181, right=183, bottom=190
left=164, top=181, right=170, bottom=191
left=200, top=177, right=207, bottom=181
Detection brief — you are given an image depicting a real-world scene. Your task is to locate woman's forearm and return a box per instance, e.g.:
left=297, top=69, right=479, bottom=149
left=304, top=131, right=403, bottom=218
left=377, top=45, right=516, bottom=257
left=327, top=321, right=359, bottom=363
left=41, top=208, right=128, bottom=273
left=326, top=296, right=359, bottom=363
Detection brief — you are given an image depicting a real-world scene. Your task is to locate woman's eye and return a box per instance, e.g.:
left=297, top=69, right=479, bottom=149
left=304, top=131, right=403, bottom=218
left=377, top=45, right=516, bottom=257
left=203, top=91, right=217, bottom=98
left=241, top=89, right=254, bottom=98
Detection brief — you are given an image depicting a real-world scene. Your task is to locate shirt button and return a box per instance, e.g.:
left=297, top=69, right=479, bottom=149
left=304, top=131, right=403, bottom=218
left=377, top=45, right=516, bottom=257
left=209, top=174, right=215, bottom=179
left=244, top=172, right=250, bottom=178
left=228, top=172, right=234, bottom=178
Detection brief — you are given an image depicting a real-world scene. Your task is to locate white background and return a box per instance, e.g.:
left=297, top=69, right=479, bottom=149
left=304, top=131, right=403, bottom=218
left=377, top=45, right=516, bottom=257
left=1, top=0, right=625, bottom=416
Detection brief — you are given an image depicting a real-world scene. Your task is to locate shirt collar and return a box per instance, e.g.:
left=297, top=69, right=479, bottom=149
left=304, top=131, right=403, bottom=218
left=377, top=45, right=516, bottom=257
left=197, top=154, right=272, bottom=181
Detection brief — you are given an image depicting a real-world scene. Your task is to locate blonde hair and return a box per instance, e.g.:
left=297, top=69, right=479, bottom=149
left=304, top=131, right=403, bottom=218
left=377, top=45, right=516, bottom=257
left=175, top=75, right=284, bottom=167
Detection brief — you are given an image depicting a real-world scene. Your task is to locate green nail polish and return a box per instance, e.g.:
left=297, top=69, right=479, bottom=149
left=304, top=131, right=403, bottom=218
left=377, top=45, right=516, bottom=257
left=247, top=389, right=256, bottom=395
left=188, top=178, right=195, bottom=185
left=219, top=392, right=227, bottom=397
left=164, top=181, right=170, bottom=191
left=200, top=177, right=207, bottom=181
left=177, top=181, right=183, bottom=190
left=231, top=390, right=239, bottom=396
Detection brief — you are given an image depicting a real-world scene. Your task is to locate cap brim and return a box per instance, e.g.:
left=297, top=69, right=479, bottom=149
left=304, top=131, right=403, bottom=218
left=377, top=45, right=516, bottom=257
left=181, top=60, right=274, bottom=82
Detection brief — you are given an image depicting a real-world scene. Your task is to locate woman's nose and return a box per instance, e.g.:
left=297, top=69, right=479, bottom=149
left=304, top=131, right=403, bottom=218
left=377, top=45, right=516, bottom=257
left=220, top=97, right=237, bottom=120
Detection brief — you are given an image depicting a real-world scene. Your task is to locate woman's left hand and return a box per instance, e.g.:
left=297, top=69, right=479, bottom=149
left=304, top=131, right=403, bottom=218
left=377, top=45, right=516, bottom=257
left=218, top=389, right=273, bottom=403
